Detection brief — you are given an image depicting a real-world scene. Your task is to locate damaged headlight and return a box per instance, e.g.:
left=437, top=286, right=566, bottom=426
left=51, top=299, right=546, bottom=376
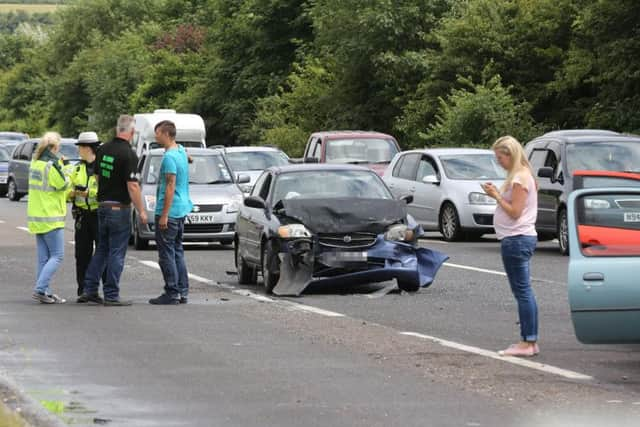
left=384, top=224, right=415, bottom=242
left=278, top=224, right=312, bottom=239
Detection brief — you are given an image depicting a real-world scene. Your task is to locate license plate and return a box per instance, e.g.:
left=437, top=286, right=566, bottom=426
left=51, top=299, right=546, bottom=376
left=325, top=252, right=367, bottom=262
left=624, top=212, right=640, bottom=222
left=186, top=214, right=217, bottom=224
left=0, top=177, right=6, bottom=184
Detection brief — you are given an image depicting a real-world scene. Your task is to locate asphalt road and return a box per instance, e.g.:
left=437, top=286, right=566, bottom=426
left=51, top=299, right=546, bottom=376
left=0, top=197, right=639, bottom=427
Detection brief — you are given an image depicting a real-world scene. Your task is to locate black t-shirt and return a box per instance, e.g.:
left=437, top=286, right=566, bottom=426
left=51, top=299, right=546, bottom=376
left=96, top=137, right=139, bottom=204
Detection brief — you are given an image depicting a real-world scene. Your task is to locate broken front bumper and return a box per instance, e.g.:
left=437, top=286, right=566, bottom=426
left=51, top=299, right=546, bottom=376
left=272, top=235, right=449, bottom=296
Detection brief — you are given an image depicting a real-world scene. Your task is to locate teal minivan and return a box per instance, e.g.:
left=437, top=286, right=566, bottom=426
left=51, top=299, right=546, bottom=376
left=568, top=186, right=640, bottom=344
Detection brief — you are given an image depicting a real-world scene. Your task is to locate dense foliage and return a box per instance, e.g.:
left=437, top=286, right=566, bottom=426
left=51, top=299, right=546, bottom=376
left=0, top=0, right=638, bottom=152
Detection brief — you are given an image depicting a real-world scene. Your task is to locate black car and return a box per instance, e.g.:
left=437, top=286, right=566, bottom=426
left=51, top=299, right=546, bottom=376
left=524, top=129, right=640, bottom=254
left=234, top=164, right=448, bottom=296
left=0, top=146, right=9, bottom=197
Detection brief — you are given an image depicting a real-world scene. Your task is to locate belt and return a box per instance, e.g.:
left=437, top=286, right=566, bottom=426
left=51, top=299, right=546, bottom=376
left=99, top=203, right=131, bottom=210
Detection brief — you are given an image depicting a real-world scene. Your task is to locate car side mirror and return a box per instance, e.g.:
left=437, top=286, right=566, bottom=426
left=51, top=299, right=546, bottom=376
left=537, top=167, right=554, bottom=180
left=236, top=174, right=250, bottom=184
left=400, top=194, right=414, bottom=205
left=303, top=157, right=319, bottom=164
left=422, top=175, right=440, bottom=185
left=244, top=196, right=266, bottom=209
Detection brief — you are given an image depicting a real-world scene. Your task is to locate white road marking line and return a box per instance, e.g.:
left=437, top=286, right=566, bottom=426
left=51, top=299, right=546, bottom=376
left=400, top=332, right=593, bottom=381
left=231, top=289, right=274, bottom=303
left=137, top=259, right=234, bottom=289
left=16, top=226, right=29, bottom=232
left=444, top=262, right=506, bottom=277
left=421, top=239, right=448, bottom=245
left=0, top=220, right=5, bottom=224
left=68, top=241, right=75, bottom=245
left=282, top=302, right=345, bottom=317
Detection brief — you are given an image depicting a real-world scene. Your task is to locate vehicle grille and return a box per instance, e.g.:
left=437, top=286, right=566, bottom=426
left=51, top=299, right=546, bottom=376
left=615, top=199, right=640, bottom=209
left=184, top=224, right=224, bottom=233
left=192, top=204, right=223, bottom=213
left=318, top=232, right=377, bottom=249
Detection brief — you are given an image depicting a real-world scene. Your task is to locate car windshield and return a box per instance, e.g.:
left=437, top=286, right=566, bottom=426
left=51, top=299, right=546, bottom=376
left=440, top=154, right=506, bottom=180
left=325, top=138, right=398, bottom=164
left=272, top=170, right=392, bottom=205
left=0, top=148, right=8, bottom=161
left=146, top=153, right=232, bottom=185
left=567, top=142, right=640, bottom=174
left=225, top=150, right=289, bottom=171
left=0, top=133, right=26, bottom=142
left=59, top=143, right=79, bottom=160
left=149, top=141, right=202, bottom=150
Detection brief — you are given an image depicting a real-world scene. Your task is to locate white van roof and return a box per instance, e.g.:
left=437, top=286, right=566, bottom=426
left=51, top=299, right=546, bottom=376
left=134, top=109, right=205, bottom=142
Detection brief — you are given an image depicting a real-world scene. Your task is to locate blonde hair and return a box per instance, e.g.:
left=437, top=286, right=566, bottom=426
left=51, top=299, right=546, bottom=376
left=492, top=135, right=535, bottom=192
left=34, top=131, right=62, bottom=161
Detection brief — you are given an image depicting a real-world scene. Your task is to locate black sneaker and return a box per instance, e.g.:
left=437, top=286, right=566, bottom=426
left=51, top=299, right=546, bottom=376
left=180, top=296, right=188, bottom=304
left=149, top=294, right=180, bottom=305
left=104, top=299, right=133, bottom=306
left=77, top=293, right=104, bottom=304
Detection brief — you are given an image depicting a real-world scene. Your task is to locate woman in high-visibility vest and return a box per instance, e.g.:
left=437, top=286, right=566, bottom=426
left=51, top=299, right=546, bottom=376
left=28, top=132, right=69, bottom=304
left=68, top=132, right=104, bottom=299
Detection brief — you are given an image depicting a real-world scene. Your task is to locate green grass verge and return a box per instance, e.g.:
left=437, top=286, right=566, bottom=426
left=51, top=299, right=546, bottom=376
left=0, top=3, right=59, bottom=13
left=0, top=402, right=28, bottom=427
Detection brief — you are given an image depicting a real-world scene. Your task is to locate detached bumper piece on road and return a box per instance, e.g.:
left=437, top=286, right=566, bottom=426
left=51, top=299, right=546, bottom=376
left=273, top=236, right=449, bottom=296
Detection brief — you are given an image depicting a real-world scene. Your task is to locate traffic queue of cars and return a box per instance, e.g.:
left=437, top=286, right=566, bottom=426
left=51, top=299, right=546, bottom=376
left=1, top=124, right=638, bottom=345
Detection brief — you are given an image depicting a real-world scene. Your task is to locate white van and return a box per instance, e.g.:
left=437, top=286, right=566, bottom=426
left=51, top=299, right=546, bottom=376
left=133, top=109, right=206, bottom=158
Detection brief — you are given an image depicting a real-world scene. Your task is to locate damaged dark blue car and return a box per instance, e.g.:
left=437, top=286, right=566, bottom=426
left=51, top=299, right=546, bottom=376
left=234, top=164, right=448, bottom=296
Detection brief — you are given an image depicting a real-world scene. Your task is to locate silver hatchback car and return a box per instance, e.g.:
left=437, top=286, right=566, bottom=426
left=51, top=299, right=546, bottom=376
left=132, top=147, right=247, bottom=249
left=383, top=148, right=505, bottom=241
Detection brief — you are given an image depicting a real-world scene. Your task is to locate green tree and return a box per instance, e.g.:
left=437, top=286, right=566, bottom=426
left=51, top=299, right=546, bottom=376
left=425, top=75, right=539, bottom=147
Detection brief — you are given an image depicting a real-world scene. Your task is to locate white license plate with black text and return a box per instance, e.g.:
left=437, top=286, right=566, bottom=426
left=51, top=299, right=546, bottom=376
left=623, top=212, right=640, bottom=222
left=186, top=214, right=217, bottom=224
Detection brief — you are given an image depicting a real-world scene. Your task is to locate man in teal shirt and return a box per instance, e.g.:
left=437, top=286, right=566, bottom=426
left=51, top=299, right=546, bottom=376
left=149, top=120, right=193, bottom=305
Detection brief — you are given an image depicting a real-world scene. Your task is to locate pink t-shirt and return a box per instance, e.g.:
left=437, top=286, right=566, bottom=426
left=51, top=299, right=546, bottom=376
left=493, top=171, right=538, bottom=240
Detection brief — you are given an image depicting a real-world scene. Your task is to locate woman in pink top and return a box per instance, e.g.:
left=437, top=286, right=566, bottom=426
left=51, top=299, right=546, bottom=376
left=482, top=136, right=539, bottom=357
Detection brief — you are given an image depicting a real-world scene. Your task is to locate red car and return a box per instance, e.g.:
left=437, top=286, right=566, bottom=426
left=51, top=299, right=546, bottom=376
left=302, top=131, right=401, bottom=176
left=573, top=170, right=640, bottom=255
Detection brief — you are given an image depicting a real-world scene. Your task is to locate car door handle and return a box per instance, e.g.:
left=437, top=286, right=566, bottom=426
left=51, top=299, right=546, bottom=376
left=583, top=272, right=605, bottom=281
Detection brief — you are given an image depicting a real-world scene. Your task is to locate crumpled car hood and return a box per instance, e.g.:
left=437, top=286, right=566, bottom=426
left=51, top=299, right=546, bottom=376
left=278, top=198, right=407, bottom=234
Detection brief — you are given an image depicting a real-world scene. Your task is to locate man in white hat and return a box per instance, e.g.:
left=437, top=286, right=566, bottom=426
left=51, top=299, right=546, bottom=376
left=68, top=131, right=105, bottom=299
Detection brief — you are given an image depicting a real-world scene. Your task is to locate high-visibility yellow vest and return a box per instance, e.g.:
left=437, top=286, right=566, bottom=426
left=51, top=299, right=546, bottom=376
left=27, top=157, right=69, bottom=234
left=68, top=162, right=99, bottom=211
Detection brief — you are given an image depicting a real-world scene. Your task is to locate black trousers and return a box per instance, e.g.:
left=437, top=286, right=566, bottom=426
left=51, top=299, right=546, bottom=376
left=74, top=210, right=106, bottom=296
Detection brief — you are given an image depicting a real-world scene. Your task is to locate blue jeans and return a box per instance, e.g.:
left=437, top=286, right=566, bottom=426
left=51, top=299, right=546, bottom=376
left=83, top=207, right=131, bottom=300
left=155, top=216, right=189, bottom=299
left=35, top=228, right=65, bottom=295
left=501, top=235, right=538, bottom=342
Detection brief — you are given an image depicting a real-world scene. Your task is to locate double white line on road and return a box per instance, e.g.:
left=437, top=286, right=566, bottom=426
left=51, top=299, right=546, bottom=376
left=135, top=258, right=591, bottom=382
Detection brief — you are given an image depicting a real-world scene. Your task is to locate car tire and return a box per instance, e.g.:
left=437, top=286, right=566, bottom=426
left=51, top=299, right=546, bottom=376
left=439, top=203, right=462, bottom=242
left=133, top=216, right=149, bottom=250
left=558, top=208, right=569, bottom=256
left=262, top=241, right=280, bottom=294
left=236, top=242, right=257, bottom=285
left=7, top=179, right=20, bottom=202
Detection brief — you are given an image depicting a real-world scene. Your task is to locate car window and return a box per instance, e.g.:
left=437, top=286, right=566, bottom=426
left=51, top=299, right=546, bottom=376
left=397, top=153, right=420, bottom=181
left=391, top=154, right=405, bottom=178
left=0, top=148, right=9, bottom=161
left=545, top=150, right=558, bottom=170
left=416, top=156, right=439, bottom=182
left=145, top=153, right=232, bottom=184
left=324, top=138, right=399, bottom=164
left=225, top=151, right=289, bottom=171
left=259, top=174, right=272, bottom=201
left=311, top=138, right=322, bottom=160
left=440, top=154, right=506, bottom=180
left=251, top=172, right=268, bottom=198
left=12, top=143, right=24, bottom=160
left=529, top=150, right=547, bottom=171
left=576, top=192, right=640, bottom=256
left=272, top=170, right=392, bottom=205
left=59, top=144, right=79, bottom=160
left=567, top=142, right=640, bottom=174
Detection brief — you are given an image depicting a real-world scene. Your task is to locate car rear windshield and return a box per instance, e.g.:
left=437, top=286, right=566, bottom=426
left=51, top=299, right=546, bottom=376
left=567, top=142, right=640, bottom=174
left=440, top=154, right=506, bottom=180
left=325, top=138, right=398, bottom=164
left=146, top=154, right=232, bottom=185
left=149, top=141, right=202, bottom=150
left=272, top=170, right=392, bottom=204
left=226, top=150, right=289, bottom=171
left=59, top=143, right=79, bottom=160
left=0, top=134, right=26, bottom=142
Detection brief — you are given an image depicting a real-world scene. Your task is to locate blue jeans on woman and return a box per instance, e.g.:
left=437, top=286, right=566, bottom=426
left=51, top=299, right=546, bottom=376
left=35, top=227, right=65, bottom=295
left=155, top=216, right=189, bottom=300
left=83, top=206, right=131, bottom=301
left=501, top=235, right=538, bottom=342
